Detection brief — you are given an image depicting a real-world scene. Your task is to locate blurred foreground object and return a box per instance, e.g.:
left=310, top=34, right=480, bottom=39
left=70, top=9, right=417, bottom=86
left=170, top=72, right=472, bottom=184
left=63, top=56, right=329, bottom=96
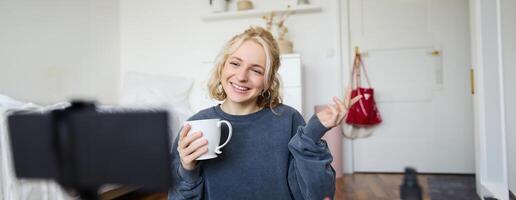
left=7, top=101, right=173, bottom=200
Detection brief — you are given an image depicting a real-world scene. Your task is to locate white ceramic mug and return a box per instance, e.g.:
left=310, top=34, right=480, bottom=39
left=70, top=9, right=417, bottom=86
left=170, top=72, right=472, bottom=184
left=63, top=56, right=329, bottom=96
left=186, top=119, right=232, bottom=160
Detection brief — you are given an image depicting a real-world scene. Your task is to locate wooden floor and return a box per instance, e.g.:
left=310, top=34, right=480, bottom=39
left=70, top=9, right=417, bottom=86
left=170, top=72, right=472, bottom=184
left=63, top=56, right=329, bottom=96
left=108, top=173, right=475, bottom=200
left=335, top=173, right=431, bottom=200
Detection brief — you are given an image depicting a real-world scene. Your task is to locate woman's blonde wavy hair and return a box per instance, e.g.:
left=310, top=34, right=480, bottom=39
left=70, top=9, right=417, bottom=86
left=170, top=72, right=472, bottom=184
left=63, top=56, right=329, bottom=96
left=207, top=26, right=282, bottom=109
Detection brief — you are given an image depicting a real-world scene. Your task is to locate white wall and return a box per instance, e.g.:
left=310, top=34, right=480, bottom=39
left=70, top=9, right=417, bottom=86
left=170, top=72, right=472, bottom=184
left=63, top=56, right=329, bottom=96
left=120, top=0, right=343, bottom=118
left=0, top=0, right=120, bottom=105
left=502, top=0, right=516, bottom=194
left=0, top=0, right=349, bottom=174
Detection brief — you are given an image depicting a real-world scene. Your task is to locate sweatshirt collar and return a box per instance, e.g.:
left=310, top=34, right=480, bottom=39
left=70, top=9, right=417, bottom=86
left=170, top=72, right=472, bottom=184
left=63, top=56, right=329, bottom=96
left=213, top=104, right=270, bottom=121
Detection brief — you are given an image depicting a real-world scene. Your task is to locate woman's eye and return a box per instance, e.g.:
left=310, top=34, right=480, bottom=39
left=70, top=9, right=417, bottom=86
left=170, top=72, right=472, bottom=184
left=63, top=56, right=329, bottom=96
left=253, top=69, right=263, bottom=75
left=230, top=62, right=239, bottom=67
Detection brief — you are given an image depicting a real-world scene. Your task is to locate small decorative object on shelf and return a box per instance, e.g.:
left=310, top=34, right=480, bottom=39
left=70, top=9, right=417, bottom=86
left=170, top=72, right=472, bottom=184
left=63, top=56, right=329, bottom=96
left=210, top=0, right=229, bottom=13
left=297, top=0, right=309, bottom=5
left=237, top=0, right=253, bottom=11
left=276, top=6, right=294, bottom=54
left=262, top=6, right=294, bottom=54
left=262, top=12, right=276, bottom=31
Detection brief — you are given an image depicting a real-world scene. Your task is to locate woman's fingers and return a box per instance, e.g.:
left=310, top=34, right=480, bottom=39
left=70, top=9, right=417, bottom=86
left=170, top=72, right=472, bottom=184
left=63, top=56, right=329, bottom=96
left=327, top=104, right=339, bottom=125
left=177, top=124, right=191, bottom=151
left=179, top=124, right=191, bottom=140
left=184, top=138, right=208, bottom=156
left=320, top=93, right=359, bottom=128
left=184, top=146, right=209, bottom=163
left=333, top=96, right=345, bottom=112
left=344, top=86, right=352, bottom=100
left=177, top=123, right=209, bottom=169
left=333, top=97, right=347, bottom=120
left=179, top=131, right=203, bottom=150
left=178, top=132, right=207, bottom=164
left=344, top=87, right=354, bottom=108
left=350, top=94, right=363, bottom=107
left=327, top=104, right=338, bottom=115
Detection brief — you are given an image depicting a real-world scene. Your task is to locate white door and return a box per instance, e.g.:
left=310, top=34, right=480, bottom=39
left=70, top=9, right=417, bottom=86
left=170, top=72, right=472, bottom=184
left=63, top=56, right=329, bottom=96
left=348, top=0, right=474, bottom=173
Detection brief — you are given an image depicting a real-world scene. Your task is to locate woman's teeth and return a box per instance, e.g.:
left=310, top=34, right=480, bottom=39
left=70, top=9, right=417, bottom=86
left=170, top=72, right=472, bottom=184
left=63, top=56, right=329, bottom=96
left=231, top=83, right=250, bottom=91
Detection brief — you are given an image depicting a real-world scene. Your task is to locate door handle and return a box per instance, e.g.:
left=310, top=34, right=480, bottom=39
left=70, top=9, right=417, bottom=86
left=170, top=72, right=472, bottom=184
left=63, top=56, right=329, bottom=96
left=429, top=50, right=440, bottom=56
left=470, top=68, right=475, bottom=95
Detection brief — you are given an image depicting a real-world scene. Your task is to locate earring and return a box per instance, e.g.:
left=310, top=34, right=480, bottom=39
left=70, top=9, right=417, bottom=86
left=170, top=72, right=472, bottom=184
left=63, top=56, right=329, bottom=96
left=261, top=90, right=271, bottom=99
left=217, top=82, right=224, bottom=95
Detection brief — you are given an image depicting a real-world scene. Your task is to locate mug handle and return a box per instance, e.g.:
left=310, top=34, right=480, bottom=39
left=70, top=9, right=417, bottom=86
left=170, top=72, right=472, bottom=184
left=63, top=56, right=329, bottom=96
left=215, top=120, right=232, bottom=154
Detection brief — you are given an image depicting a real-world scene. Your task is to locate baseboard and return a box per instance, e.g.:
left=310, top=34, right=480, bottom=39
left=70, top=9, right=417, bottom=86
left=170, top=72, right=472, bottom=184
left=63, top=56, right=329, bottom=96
left=510, top=190, right=515, bottom=200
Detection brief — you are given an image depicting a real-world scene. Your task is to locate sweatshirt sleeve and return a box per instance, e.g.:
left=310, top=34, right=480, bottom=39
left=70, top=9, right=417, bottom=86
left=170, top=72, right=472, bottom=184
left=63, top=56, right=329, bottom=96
left=287, top=113, right=336, bottom=200
left=168, top=130, right=204, bottom=200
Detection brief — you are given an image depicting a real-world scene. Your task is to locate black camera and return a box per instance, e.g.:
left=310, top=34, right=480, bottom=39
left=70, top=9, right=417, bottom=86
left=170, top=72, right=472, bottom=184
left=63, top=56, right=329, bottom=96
left=7, top=101, right=173, bottom=199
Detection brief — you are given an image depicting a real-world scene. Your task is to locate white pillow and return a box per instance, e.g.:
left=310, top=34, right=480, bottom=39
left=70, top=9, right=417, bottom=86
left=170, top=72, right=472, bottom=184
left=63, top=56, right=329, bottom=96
left=0, top=94, right=31, bottom=110
left=187, top=64, right=221, bottom=112
left=189, top=76, right=221, bottom=112
left=120, top=72, right=193, bottom=109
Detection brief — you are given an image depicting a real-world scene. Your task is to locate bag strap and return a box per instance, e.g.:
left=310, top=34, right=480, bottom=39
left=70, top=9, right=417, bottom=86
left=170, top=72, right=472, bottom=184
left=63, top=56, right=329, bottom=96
left=349, top=52, right=372, bottom=89
left=349, top=53, right=359, bottom=89
left=348, top=53, right=372, bottom=116
left=358, top=54, right=373, bottom=88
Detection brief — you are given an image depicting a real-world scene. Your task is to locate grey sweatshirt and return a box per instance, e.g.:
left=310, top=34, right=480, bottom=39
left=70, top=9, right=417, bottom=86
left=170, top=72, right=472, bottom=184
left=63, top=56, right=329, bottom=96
left=169, top=104, right=335, bottom=200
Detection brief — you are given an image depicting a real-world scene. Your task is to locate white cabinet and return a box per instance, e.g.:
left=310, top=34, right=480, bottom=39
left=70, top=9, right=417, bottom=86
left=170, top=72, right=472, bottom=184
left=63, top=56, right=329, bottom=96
left=278, top=54, right=303, bottom=114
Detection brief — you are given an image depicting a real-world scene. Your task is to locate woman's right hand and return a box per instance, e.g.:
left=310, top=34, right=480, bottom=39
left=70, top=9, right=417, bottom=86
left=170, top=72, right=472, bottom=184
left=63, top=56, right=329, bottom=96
left=177, top=124, right=209, bottom=171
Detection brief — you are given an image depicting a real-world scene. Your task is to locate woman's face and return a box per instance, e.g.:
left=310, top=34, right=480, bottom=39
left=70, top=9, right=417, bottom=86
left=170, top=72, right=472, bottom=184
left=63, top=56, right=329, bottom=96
left=221, top=40, right=266, bottom=106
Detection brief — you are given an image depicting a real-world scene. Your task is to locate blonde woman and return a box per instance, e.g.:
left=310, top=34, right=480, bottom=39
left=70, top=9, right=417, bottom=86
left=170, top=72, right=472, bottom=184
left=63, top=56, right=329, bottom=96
left=170, top=27, right=360, bottom=200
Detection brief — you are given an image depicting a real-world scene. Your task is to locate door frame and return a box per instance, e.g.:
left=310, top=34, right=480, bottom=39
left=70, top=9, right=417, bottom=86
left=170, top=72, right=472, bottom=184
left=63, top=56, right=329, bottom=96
left=336, top=0, right=354, bottom=174
left=469, top=0, right=509, bottom=199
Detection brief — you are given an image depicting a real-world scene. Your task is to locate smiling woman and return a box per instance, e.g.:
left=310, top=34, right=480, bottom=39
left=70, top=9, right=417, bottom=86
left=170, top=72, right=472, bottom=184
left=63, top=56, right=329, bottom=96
left=169, top=27, right=360, bottom=200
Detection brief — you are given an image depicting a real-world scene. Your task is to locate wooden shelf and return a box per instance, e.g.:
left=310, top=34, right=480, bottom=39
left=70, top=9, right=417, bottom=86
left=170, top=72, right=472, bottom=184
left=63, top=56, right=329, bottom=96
left=202, top=4, right=322, bottom=21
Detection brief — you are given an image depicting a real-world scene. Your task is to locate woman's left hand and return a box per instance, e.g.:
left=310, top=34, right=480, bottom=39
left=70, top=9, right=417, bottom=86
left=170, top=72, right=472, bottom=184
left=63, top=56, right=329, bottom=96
left=316, top=88, right=362, bottom=129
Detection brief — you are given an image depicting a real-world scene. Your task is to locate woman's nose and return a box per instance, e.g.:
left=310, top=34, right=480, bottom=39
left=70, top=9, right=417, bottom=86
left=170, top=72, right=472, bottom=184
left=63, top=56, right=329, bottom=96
left=236, top=68, right=248, bottom=82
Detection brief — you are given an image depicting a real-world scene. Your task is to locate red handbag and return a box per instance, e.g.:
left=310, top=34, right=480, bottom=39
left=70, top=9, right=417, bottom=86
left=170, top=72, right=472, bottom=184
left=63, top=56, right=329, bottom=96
left=345, top=52, right=382, bottom=125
